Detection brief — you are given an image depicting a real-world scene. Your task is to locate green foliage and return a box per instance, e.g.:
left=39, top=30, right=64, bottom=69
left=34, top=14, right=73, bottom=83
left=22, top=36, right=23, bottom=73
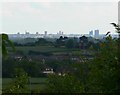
left=65, top=39, right=74, bottom=48
left=2, top=58, right=46, bottom=78
left=111, top=23, right=120, bottom=34
left=35, top=38, right=53, bottom=46
left=0, top=34, right=15, bottom=57
left=46, top=74, right=84, bottom=93
left=87, top=23, right=120, bottom=93
left=3, top=68, right=29, bottom=93
left=79, top=36, right=90, bottom=49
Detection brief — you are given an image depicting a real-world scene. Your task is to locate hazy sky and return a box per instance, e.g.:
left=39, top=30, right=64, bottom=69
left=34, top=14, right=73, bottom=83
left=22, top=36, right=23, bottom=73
left=0, top=1, right=118, bottom=34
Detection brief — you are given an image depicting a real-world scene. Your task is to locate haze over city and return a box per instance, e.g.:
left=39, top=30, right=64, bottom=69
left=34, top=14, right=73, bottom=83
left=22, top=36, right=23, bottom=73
left=1, top=1, right=118, bottom=34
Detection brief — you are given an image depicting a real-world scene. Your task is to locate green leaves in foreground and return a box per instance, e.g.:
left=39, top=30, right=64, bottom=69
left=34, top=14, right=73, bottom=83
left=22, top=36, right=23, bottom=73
left=0, top=34, right=16, bottom=57
left=110, top=23, right=120, bottom=34
left=3, top=68, right=29, bottom=93
left=46, top=74, right=84, bottom=93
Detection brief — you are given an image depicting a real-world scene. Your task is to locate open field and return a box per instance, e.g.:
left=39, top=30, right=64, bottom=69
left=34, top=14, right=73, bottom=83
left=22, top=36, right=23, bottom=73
left=8, top=46, right=81, bottom=55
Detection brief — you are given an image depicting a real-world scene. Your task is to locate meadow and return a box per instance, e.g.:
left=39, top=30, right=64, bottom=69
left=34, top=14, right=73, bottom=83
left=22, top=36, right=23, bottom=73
left=8, top=45, right=81, bottom=55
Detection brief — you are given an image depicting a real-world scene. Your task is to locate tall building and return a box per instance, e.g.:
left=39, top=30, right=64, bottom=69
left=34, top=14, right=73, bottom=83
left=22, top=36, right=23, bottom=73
left=25, top=30, right=30, bottom=34
left=94, top=30, right=99, bottom=38
left=59, top=31, right=62, bottom=35
left=44, top=31, right=47, bottom=35
left=36, top=32, right=39, bottom=35
left=89, top=30, right=93, bottom=37
left=17, top=32, right=20, bottom=34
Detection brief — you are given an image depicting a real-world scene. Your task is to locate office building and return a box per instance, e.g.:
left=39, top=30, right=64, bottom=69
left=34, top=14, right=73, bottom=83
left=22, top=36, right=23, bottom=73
left=44, top=31, right=47, bottom=36
left=89, top=30, right=93, bottom=37
left=94, top=30, right=99, bottom=38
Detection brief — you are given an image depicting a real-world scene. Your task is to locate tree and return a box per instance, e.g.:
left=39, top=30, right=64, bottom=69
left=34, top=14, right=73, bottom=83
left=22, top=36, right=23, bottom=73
left=65, top=39, right=74, bottom=48
left=0, top=34, right=15, bottom=57
left=79, top=36, right=89, bottom=49
left=46, top=74, right=84, bottom=93
left=55, top=36, right=67, bottom=47
left=3, top=68, right=29, bottom=93
left=87, top=23, right=120, bottom=93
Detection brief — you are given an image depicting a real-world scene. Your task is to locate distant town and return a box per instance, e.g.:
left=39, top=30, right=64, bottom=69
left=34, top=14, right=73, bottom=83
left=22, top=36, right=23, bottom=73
left=8, top=29, right=118, bottom=40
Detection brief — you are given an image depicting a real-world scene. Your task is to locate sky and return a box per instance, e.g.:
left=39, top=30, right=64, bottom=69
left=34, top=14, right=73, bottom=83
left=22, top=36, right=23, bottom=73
left=0, top=1, right=118, bottom=34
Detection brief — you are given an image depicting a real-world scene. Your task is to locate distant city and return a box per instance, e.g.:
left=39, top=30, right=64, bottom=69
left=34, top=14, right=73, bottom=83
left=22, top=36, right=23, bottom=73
left=8, top=29, right=118, bottom=39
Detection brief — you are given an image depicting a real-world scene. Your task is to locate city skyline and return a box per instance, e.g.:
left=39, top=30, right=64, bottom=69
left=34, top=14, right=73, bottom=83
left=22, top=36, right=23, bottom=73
left=1, top=2, right=118, bottom=34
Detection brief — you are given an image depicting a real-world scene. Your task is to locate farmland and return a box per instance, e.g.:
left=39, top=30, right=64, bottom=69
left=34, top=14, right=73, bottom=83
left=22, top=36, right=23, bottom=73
left=8, top=46, right=81, bottom=55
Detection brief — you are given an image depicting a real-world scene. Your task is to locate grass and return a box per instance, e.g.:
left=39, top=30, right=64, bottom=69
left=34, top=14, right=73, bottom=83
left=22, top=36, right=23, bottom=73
left=8, top=46, right=81, bottom=55
left=2, top=77, right=47, bottom=91
left=29, top=77, right=47, bottom=83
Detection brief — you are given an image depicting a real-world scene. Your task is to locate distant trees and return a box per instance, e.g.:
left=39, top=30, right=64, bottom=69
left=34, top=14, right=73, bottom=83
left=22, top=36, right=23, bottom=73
left=55, top=35, right=100, bottom=50
left=55, top=36, right=79, bottom=48
left=13, top=38, right=53, bottom=46
left=2, top=58, right=45, bottom=78
left=65, top=39, right=74, bottom=48
left=55, top=36, right=68, bottom=47
left=35, top=38, right=48, bottom=45
left=3, top=57, right=75, bottom=78
left=35, top=38, right=53, bottom=46
left=79, top=36, right=88, bottom=49
left=28, top=50, right=52, bottom=56
left=11, top=35, right=101, bottom=51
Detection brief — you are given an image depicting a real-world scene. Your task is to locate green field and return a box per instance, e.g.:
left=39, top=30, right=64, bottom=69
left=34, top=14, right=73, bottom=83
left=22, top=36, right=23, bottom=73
left=2, top=77, right=47, bottom=92
left=8, top=46, right=81, bottom=55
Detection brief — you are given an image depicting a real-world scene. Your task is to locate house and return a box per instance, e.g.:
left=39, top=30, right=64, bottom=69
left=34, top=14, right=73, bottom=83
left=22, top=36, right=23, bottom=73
left=43, top=68, right=54, bottom=74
